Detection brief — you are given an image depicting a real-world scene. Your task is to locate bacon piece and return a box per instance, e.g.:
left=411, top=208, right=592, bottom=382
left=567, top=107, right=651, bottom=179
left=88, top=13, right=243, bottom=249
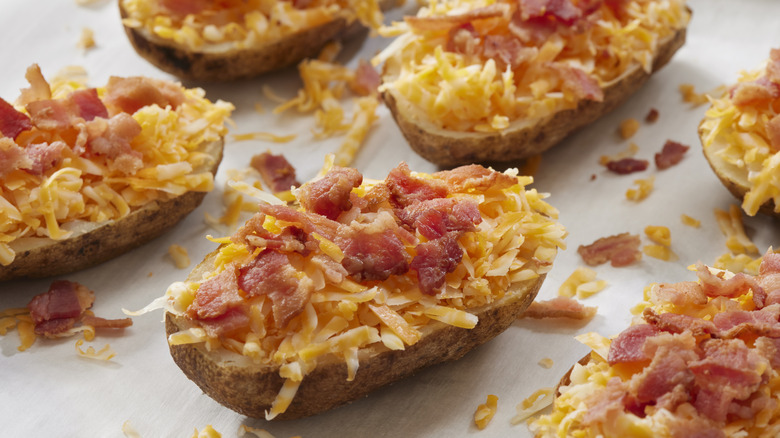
left=730, top=77, right=780, bottom=107
left=760, top=250, right=780, bottom=275
left=689, top=339, right=768, bottom=423
left=86, top=113, right=143, bottom=174
left=607, top=323, right=660, bottom=364
left=350, top=60, right=381, bottom=97
left=755, top=337, right=780, bottom=367
left=386, top=162, right=448, bottom=208
left=712, top=304, right=780, bottom=339
left=446, top=23, right=480, bottom=56
left=231, top=213, right=309, bottom=253
left=189, top=264, right=243, bottom=320
left=25, top=99, right=73, bottom=131
left=298, top=166, right=362, bottom=220
left=250, top=152, right=300, bottom=193
left=522, top=296, right=597, bottom=320
left=651, top=281, right=708, bottom=307
left=17, top=64, right=52, bottom=106
left=0, top=98, right=32, bottom=139
left=551, top=64, right=605, bottom=102
left=519, top=0, right=585, bottom=24
left=628, top=335, right=696, bottom=406
left=398, top=197, right=481, bottom=240
left=257, top=203, right=342, bottom=243
left=0, top=138, right=32, bottom=177
left=198, top=307, right=251, bottom=338
left=645, top=108, right=659, bottom=123
left=103, top=76, right=185, bottom=115
left=643, top=308, right=716, bottom=337
left=766, top=48, right=780, bottom=85
left=404, top=4, right=510, bottom=32
left=410, top=233, right=463, bottom=295
left=435, top=164, right=517, bottom=192
left=605, top=157, right=649, bottom=174
left=340, top=225, right=411, bottom=282
left=483, top=35, right=536, bottom=69
left=25, top=141, right=68, bottom=175
left=27, top=280, right=95, bottom=336
left=695, top=263, right=766, bottom=307
left=81, top=314, right=133, bottom=329
left=577, top=233, right=641, bottom=267
left=655, top=140, right=690, bottom=170
left=239, top=250, right=312, bottom=329
left=582, top=377, right=626, bottom=426
left=69, top=88, right=108, bottom=121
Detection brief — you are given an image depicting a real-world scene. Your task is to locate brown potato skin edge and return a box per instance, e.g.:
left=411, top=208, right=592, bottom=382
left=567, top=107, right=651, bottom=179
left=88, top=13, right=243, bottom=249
left=0, top=139, right=223, bottom=281
left=555, top=354, right=593, bottom=398
left=165, top=258, right=544, bottom=420
left=699, top=123, right=780, bottom=218
left=119, top=0, right=400, bottom=82
left=383, top=22, right=688, bottom=167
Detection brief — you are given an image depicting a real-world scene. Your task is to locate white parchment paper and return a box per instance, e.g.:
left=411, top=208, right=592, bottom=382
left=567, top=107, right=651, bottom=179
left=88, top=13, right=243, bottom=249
left=2, top=0, right=780, bottom=436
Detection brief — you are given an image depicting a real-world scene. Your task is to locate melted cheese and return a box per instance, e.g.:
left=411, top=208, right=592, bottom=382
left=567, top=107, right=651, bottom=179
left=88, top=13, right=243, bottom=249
left=121, top=0, right=383, bottom=51
left=377, top=0, right=690, bottom=132
left=165, top=166, right=567, bottom=419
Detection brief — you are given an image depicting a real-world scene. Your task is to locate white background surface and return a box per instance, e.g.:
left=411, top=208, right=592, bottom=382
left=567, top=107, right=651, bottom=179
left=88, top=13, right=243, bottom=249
left=2, top=0, right=780, bottom=436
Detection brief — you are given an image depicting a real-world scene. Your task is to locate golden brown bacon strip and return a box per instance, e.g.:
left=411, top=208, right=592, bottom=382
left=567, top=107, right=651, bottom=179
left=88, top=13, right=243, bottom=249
left=655, top=140, right=689, bottom=170
left=522, top=296, right=597, bottom=320
left=251, top=152, right=300, bottom=194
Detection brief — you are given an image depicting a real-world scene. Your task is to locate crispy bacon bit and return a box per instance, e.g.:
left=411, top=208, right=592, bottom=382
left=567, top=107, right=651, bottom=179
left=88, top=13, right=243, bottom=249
left=482, top=35, right=536, bottom=69
left=578, top=233, right=641, bottom=267
left=552, top=64, right=605, bottom=102
left=298, top=166, right=361, bottom=220
left=731, top=77, right=780, bottom=107
left=0, top=98, right=32, bottom=140
left=628, top=334, right=697, bottom=407
left=197, top=307, right=251, bottom=338
left=410, top=233, right=463, bottom=295
left=250, top=152, right=300, bottom=193
left=643, top=308, right=716, bottom=337
left=17, top=64, right=52, bottom=106
left=518, top=0, right=587, bottom=24
left=435, top=164, right=517, bottom=192
left=605, top=157, right=649, bottom=174
left=582, top=377, right=626, bottom=426
left=767, top=48, right=780, bottom=85
left=755, top=337, right=780, bottom=367
left=447, top=23, right=480, bottom=55
left=0, top=138, right=32, bottom=177
left=28, top=280, right=95, bottom=336
left=645, top=108, right=659, bottom=123
left=522, top=296, right=597, bottom=320
left=404, top=4, right=510, bottom=32
left=86, top=113, right=143, bottom=174
left=70, top=88, right=108, bottom=121
left=25, top=141, right=68, bottom=175
left=655, top=140, right=689, bottom=170
left=189, top=264, right=243, bottom=320
left=398, top=197, right=481, bottom=240
left=103, top=76, right=185, bottom=115
left=81, top=314, right=133, bottom=329
left=341, top=227, right=410, bottom=282
left=25, top=99, right=73, bottom=131
left=695, top=263, right=766, bottom=307
left=760, top=250, right=780, bottom=275
left=652, top=282, right=708, bottom=307
left=350, top=60, right=381, bottom=97
left=712, top=305, right=780, bottom=339
left=239, top=250, right=312, bottom=329
left=386, top=162, right=448, bottom=208
left=607, top=324, right=660, bottom=364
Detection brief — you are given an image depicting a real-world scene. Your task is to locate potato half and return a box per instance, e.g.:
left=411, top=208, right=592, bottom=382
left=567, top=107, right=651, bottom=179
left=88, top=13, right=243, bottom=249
left=165, top=249, right=543, bottom=420
left=120, top=0, right=400, bottom=82
left=0, top=139, right=223, bottom=281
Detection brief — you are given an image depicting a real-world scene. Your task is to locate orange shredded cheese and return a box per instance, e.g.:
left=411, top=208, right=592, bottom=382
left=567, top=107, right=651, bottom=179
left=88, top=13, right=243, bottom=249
left=78, top=27, right=96, bottom=50
left=626, top=175, right=655, bottom=201
left=558, top=267, right=607, bottom=299
left=714, top=205, right=759, bottom=255
left=538, top=357, right=554, bottom=369
left=619, top=118, right=640, bottom=139
left=168, top=244, right=191, bottom=269
left=681, top=213, right=701, bottom=228
left=679, top=83, right=709, bottom=106
left=474, top=394, right=499, bottom=430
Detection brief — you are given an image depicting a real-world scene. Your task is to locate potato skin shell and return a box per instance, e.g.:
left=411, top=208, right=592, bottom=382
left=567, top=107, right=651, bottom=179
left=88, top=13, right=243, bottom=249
left=0, top=139, right=223, bottom=281
left=383, top=21, right=688, bottom=167
left=165, top=272, right=544, bottom=420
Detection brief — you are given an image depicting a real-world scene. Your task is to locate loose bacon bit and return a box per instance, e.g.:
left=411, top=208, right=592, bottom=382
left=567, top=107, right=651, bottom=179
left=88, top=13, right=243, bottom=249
left=655, top=140, right=690, bottom=170
left=28, top=280, right=95, bottom=336
left=26, top=99, right=73, bottom=131
left=760, top=250, right=780, bottom=275
left=298, top=166, right=361, bottom=220
left=518, top=0, right=587, bottom=24
left=643, top=308, right=716, bottom=337
left=446, top=23, right=480, bottom=56
left=86, top=113, right=143, bottom=173
left=69, top=88, right=108, bottom=121
left=410, top=233, right=463, bottom=295
left=350, top=60, right=381, bottom=97
left=582, top=378, right=627, bottom=426
left=645, top=108, right=659, bottom=123
left=521, top=296, right=597, bottom=320
left=577, top=233, right=641, bottom=267
left=607, top=323, right=660, bottom=364
left=81, top=314, right=133, bottom=329
left=103, top=76, right=185, bottom=115
left=17, top=64, right=52, bottom=106
left=0, top=98, right=32, bottom=139
left=767, top=48, right=780, bottom=85
left=605, top=157, right=649, bottom=175
left=250, top=152, right=300, bottom=194
left=755, top=337, right=780, bottom=368
left=386, top=162, right=448, bottom=208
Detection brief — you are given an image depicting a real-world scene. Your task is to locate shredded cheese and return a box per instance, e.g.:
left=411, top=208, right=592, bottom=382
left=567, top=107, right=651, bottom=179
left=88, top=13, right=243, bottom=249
left=680, top=213, right=701, bottom=228
left=557, top=266, right=607, bottom=299
left=75, top=338, right=117, bottom=361
left=714, top=204, right=759, bottom=255
left=474, top=394, right=499, bottom=430
left=619, top=118, right=640, bottom=139
left=538, top=357, right=554, bottom=369
left=511, top=388, right=553, bottom=425
left=377, top=0, right=690, bottom=132
left=168, top=244, right=191, bottom=269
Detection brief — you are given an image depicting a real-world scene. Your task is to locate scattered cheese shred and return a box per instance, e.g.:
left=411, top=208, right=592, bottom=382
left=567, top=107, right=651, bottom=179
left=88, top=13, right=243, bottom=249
left=78, top=27, right=96, bottom=50
left=681, top=213, right=701, bottom=228
left=643, top=244, right=678, bottom=261
left=191, top=425, right=222, bottom=438
left=168, top=244, right=191, bottom=269
left=121, top=420, right=143, bottom=438
left=238, top=425, right=279, bottom=438
left=511, top=388, right=554, bottom=425
left=713, top=252, right=763, bottom=275
left=558, top=267, right=607, bottom=299
left=619, top=118, right=640, bottom=139
left=538, top=357, right=554, bottom=369
left=232, top=132, right=296, bottom=143
left=714, top=205, right=759, bottom=255
left=679, top=83, right=710, bottom=106
left=75, top=338, right=116, bottom=361
left=626, top=175, right=655, bottom=201
left=474, top=394, right=499, bottom=430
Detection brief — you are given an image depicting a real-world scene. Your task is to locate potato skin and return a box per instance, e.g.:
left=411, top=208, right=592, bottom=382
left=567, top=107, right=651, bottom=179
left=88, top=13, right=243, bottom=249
left=383, top=22, right=688, bottom=167
left=0, top=139, right=223, bottom=281
left=165, top=250, right=544, bottom=420
left=120, top=0, right=399, bottom=82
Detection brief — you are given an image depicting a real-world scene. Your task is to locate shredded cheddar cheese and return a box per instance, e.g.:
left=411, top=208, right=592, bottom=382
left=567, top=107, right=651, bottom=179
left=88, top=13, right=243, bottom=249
left=0, top=69, right=233, bottom=266
left=121, top=0, right=384, bottom=51
left=164, top=165, right=567, bottom=419
left=538, top=357, right=554, bottom=369
left=619, top=118, right=640, bottom=139
left=558, top=267, right=607, bottom=299
left=168, top=244, right=191, bottom=269
left=376, top=0, right=690, bottom=133
left=680, top=213, right=701, bottom=228
left=714, top=205, right=759, bottom=255
left=474, top=394, right=499, bottom=430
left=75, top=338, right=117, bottom=361
left=512, top=388, right=554, bottom=425
left=626, top=175, right=655, bottom=201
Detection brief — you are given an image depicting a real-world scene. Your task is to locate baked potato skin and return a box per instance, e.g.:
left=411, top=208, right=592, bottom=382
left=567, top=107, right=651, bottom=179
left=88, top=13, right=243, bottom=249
left=383, top=23, right=688, bottom=168
left=165, top=250, right=544, bottom=420
left=0, top=139, right=223, bottom=281
left=120, top=0, right=400, bottom=82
